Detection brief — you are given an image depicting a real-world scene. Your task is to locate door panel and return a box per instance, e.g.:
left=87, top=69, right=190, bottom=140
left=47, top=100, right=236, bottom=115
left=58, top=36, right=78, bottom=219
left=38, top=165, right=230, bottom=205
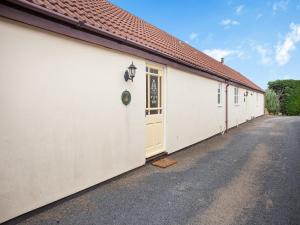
left=145, top=65, right=164, bottom=158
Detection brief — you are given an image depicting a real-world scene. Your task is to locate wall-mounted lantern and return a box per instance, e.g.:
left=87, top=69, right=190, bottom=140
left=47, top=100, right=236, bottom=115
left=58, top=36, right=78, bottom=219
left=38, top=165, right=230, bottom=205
left=124, top=62, right=137, bottom=82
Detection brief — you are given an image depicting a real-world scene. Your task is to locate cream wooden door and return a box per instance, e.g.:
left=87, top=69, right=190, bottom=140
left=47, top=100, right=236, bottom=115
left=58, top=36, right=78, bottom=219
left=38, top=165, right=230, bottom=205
left=145, top=65, right=164, bottom=158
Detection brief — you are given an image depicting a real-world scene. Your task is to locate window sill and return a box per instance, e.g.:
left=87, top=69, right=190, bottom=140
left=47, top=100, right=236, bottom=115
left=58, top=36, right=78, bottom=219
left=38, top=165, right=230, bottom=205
left=217, top=105, right=223, bottom=108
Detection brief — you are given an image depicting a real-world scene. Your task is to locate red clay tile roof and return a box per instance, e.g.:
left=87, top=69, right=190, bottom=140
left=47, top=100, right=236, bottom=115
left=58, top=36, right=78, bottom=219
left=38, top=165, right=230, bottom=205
left=12, top=0, right=263, bottom=91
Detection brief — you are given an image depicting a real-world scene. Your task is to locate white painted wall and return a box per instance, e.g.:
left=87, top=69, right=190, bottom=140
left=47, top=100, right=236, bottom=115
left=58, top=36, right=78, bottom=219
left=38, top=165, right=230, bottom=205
left=166, top=68, right=226, bottom=153
left=166, top=74, right=264, bottom=152
left=228, top=85, right=246, bottom=128
left=0, top=17, right=265, bottom=223
left=228, top=86, right=264, bottom=129
left=0, top=18, right=145, bottom=223
left=255, top=92, right=265, bottom=117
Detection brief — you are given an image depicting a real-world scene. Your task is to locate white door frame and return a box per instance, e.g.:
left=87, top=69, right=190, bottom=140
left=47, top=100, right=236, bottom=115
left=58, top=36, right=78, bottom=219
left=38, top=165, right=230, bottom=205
left=145, top=62, right=166, bottom=158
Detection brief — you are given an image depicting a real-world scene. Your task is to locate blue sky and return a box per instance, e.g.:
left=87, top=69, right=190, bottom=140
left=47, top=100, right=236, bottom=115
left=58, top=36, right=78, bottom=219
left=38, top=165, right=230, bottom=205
left=110, top=0, right=300, bottom=89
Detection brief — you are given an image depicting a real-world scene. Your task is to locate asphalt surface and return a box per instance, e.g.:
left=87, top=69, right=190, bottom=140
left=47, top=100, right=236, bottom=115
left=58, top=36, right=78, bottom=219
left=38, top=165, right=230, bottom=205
left=5, top=116, right=300, bottom=225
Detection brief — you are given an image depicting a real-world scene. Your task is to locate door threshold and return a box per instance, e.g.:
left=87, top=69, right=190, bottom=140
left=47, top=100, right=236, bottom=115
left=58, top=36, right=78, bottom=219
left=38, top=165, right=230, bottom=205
left=146, top=151, right=167, bottom=162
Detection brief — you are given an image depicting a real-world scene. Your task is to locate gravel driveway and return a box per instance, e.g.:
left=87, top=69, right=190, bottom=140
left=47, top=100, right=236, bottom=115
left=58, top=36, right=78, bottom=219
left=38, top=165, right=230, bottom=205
left=5, top=116, right=300, bottom=225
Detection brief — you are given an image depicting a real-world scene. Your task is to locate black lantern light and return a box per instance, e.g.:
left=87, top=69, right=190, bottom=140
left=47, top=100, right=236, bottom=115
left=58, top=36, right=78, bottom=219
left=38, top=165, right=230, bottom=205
left=244, top=91, right=248, bottom=97
left=124, top=62, right=137, bottom=82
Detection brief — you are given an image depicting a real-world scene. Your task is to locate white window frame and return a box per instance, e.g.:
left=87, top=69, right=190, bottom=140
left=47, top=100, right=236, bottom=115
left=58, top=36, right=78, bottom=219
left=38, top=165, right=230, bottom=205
left=217, top=83, right=222, bottom=106
left=145, top=65, right=163, bottom=115
left=234, top=87, right=239, bottom=105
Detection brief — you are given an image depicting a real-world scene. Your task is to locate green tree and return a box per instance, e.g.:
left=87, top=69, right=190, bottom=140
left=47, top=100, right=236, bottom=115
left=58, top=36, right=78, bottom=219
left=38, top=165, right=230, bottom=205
left=265, top=89, right=280, bottom=114
left=268, top=80, right=300, bottom=115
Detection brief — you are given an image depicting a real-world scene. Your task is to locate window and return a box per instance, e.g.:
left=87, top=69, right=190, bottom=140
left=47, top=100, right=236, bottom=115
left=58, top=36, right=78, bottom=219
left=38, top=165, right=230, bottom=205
left=217, top=83, right=222, bottom=106
left=234, top=87, right=239, bottom=105
left=145, top=66, right=163, bottom=115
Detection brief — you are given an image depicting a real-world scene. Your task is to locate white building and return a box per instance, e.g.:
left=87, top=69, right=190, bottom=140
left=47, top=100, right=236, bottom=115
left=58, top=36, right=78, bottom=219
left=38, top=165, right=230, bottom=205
left=0, top=0, right=264, bottom=223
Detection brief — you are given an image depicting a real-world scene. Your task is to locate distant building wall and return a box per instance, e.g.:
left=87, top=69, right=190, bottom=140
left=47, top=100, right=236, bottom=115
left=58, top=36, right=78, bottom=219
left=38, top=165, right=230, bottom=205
left=228, top=85, right=264, bottom=129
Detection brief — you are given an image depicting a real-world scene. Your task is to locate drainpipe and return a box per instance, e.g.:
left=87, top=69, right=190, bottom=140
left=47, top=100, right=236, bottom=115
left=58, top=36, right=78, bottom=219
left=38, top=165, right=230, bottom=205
left=225, top=81, right=230, bottom=133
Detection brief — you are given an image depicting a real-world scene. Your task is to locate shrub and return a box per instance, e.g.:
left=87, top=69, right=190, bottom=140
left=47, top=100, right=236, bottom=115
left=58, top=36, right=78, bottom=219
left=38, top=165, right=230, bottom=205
left=268, top=80, right=300, bottom=115
left=265, top=89, right=280, bottom=114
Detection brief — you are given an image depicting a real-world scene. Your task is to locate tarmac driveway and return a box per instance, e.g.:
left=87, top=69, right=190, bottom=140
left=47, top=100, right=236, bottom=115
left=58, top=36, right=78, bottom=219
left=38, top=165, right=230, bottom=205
left=6, top=116, right=300, bottom=225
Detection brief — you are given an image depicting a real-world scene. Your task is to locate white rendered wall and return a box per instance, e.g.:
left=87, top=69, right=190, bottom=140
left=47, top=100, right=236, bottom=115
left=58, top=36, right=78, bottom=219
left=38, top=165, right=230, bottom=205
left=0, top=18, right=145, bottom=223
left=0, top=17, right=265, bottom=223
left=166, top=67, right=226, bottom=153
left=255, top=92, right=265, bottom=117
left=228, top=86, right=264, bottom=129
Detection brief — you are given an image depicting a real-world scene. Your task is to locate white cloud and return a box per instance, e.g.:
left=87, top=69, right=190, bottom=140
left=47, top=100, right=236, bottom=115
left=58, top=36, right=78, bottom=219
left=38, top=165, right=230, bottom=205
left=256, top=45, right=272, bottom=64
left=272, top=0, right=289, bottom=14
left=276, top=23, right=300, bottom=65
left=188, top=32, right=200, bottom=45
left=220, top=19, right=240, bottom=28
left=189, top=32, right=199, bottom=41
left=203, top=49, right=243, bottom=61
left=235, top=5, right=244, bottom=15
left=256, top=13, right=263, bottom=20
left=240, top=39, right=273, bottom=64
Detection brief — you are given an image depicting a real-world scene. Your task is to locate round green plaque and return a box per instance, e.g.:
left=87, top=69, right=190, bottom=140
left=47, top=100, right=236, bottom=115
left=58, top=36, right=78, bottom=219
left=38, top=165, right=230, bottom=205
left=121, top=90, right=131, bottom=106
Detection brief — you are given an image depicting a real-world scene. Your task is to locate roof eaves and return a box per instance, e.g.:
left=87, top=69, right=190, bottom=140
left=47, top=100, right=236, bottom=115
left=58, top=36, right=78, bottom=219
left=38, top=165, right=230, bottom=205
left=5, top=0, right=264, bottom=93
